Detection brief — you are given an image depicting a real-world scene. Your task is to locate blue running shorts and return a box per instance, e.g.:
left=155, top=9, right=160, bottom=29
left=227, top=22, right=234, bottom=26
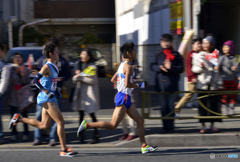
left=37, top=91, right=57, bottom=106
left=115, top=92, right=132, bottom=109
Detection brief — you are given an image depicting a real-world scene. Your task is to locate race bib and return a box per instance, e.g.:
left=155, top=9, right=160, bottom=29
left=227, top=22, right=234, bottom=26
left=51, top=78, right=57, bottom=91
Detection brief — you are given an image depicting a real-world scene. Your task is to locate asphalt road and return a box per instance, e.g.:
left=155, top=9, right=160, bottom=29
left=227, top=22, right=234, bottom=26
left=0, top=147, right=239, bottom=162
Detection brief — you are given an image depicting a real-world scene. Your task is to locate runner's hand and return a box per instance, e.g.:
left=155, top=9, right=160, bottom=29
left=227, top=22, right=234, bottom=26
left=47, top=91, right=55, bottom=99
left=55, top=90, right=62, bottom=99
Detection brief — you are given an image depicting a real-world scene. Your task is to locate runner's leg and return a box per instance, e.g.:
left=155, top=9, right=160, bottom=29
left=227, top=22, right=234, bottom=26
left=126, top=106, right=146, bottom=146
left=44, top=102, right=67, bottom=151
left=88, top=105, right=126, bottom=130
left=19, top=104, right=52, bottom=130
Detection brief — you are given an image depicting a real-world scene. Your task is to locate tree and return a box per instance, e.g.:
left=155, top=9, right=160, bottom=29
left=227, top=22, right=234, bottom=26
left=12, top=21, right=45, bottom=47
left=72, top=32, right=104, bottom=44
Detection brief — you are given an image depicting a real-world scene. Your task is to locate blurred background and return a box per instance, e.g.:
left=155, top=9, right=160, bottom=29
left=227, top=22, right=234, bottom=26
left=0, top=0, right=240, bottom=89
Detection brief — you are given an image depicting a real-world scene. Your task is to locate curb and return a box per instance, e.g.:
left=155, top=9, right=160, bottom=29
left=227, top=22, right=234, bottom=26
left=116, top=134, right=240, bottom=148
left=0, top=134, right=240, bottom=149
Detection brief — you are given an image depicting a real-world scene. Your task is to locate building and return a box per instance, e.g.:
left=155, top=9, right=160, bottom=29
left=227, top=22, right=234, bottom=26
left=115, top=0, right=240, bottom=88
left=1, top=0, right=116, bottom=45
left=115, top=0, right=176, bottom=86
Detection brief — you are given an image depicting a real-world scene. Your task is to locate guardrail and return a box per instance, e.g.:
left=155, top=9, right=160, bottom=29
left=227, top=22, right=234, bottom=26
left=141, top=90, right=240, bottom=120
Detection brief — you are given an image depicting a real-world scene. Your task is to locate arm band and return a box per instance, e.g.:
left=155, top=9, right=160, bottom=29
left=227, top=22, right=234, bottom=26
left=33, top=73, right=44, bottom=90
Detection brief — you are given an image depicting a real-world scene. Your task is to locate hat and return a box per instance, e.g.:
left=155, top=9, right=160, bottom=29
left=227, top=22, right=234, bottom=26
left=223, top=40, right=235, bottom=55
left=203, top=36, right=216, bottom=46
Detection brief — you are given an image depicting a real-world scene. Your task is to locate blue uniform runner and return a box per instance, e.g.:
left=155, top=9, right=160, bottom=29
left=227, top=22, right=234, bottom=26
left=37, top=62, right=59, bottom=106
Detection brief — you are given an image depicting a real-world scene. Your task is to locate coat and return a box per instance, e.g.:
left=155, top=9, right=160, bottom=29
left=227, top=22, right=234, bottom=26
left=8, top=64, right=30, bottom=107
left=191, top=51, right=221, bottom=90
left=72, top=63, right=100, bottom=114
left=218, top=55, right=239, bottom=81
left=150, top=50, right=184, bottom=93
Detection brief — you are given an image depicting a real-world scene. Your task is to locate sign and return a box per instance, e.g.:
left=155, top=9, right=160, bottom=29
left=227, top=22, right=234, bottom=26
left=176, top=0, right=184, bottom=34
left=170, top=0, right=177, bottom=34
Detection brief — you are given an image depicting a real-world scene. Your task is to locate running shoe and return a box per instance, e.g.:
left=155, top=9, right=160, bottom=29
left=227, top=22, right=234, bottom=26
left=9, top=113, right=20, bottom=129
left=60, top=147, right=78, bottom=157
left=77, top=120, right=88, bottom=137
left=141, top=145, right=159, bottom=154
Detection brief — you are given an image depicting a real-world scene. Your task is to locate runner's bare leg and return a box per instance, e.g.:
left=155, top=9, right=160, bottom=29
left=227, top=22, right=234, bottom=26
left=126, top=106, right=146, bottom=146
left=88, top=105, right=126, bottom=129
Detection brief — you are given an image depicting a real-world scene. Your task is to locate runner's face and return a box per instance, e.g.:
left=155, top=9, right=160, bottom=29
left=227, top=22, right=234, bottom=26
left=222, top=45, right=230, bottom=55
left=131, top=48, right=136, bottom=60
left=80, top=51, right=90, bottom=63
left=52, top=47, right=59, bottom=61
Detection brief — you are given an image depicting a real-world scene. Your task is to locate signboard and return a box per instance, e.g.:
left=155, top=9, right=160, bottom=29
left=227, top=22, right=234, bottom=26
left=176, top=0, right=184, bottom=34
left=170, top=0, right=177, bottom=34
left=170, top=0, right=184, bottom=35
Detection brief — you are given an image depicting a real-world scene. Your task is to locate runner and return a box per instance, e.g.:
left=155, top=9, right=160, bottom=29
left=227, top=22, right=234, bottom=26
left=9, top=43, right=78, bottom=157
left=77, top=42, right=158, bottom=154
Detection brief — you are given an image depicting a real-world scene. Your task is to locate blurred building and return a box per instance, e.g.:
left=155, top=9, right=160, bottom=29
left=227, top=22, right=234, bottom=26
left=0, top=0, right=116, bottom=45
left=34, top=0, right=116, bottom=44
left=115, top=0, right=240, bottom=87
left=0, top=0, right=33, bottom=44
left=115, top=0, right=174, bottom=86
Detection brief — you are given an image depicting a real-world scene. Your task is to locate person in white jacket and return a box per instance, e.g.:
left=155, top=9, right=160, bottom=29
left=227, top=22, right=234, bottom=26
left=191, top=36, right=222, bottom=133
left=0, top=44, right=11, bottom=144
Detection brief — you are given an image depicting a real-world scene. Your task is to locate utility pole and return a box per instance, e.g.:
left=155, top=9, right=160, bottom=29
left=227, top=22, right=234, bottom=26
left=8, top=16, right=17, bottom=49
left=18, top=19, right=50, bottom=47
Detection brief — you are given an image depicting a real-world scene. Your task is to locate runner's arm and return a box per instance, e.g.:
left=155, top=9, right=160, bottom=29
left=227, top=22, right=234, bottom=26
left=124, top=64, right=139, bottom=88
left=111, top=72, right=118, bottom=84
left=33, top=64, right=50, bottom=93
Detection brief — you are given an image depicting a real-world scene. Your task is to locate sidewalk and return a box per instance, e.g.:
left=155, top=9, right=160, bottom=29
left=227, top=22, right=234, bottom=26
left=0, top=106, right=239, bottom=149
left=0, top=77, right=239, bottom=148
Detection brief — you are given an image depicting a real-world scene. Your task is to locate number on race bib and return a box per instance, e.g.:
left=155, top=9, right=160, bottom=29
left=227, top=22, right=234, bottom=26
left=51, top=78, right=58, bottom=91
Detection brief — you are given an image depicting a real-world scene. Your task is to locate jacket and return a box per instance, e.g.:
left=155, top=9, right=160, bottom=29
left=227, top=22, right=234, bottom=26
left=186, top=50, right=198, bottom=82
left=150, top=50, right=184, bottom=93
left=8, top=64, right=30, bottom=107
left=191, top=51, right=221, bottom=90
left=218, top=55, right=238, bottom=81
left=0, top=60, right=10, bottom=95
left=72, top=62, right=100, bottom=114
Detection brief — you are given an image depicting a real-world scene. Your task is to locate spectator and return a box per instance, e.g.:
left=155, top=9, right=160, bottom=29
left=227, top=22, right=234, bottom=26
left=32, top=40, right=70, bottom=146
left=175, top=38, right=202, bottom=115
left=9, top=52, right=30, bottom=141
left=192, top=36, right=222, bottom=133
left=150, top=34, right=184, bottom=133
left=117, top=55, right=143, bottom=141
left=0, top=44, right=11, bottom=144
left=218, top=41, right=238, bottom=115
left=72, top=49, right=100, bottom=144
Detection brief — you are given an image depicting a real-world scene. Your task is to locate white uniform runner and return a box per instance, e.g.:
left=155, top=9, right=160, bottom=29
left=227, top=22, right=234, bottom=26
left=115, top=61, right=135, bottom=109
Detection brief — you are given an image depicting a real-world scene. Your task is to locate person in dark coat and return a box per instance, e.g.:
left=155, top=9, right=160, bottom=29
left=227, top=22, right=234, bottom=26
left=150, top=34, right=184, bottom=133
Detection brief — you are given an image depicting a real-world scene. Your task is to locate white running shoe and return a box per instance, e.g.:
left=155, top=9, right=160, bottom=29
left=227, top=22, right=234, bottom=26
left=141, top=145, right=159, bottom=154
left=77, top=120, right=88, bottom=137
left=9, top=113, right=20, bottom=129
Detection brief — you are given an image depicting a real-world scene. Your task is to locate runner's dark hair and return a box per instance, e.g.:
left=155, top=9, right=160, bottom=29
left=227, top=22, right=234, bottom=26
left=120, top=42, right=135, bottom=58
